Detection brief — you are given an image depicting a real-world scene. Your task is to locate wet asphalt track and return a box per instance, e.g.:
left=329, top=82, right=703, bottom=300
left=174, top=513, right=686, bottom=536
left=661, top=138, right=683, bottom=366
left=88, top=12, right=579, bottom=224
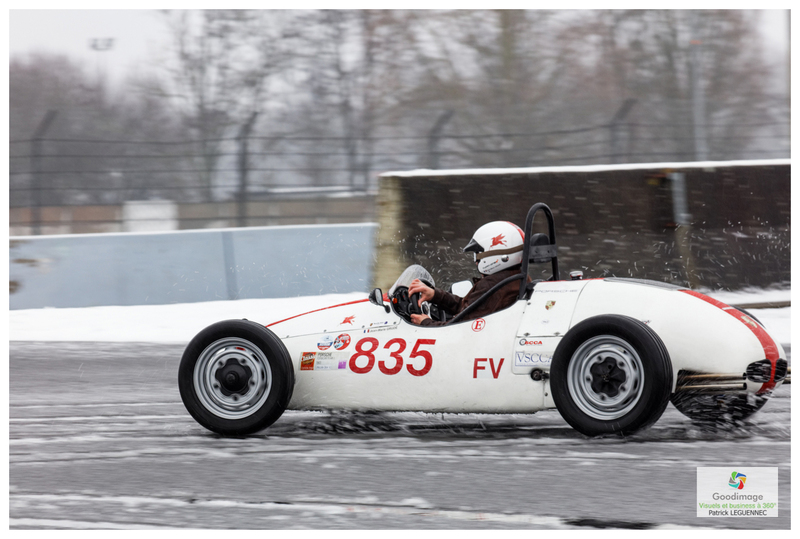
left=9, top=341, right=791, bottom=530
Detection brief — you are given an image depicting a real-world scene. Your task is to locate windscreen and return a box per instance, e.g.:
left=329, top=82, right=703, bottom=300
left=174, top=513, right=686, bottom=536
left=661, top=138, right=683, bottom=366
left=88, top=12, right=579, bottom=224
left=388, top=265, right=435, bottom=295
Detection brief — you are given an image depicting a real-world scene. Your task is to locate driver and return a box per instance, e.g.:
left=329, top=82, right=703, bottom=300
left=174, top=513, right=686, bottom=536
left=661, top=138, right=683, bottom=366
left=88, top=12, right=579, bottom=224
left=409, top=221, right=527, bottom=326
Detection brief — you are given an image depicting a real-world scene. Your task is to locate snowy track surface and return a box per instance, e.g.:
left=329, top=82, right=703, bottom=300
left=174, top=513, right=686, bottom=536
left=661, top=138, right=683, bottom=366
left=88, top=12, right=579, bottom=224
left=8, top=289, right=791, bottom=529
left=9, top=341, right=790, bottom=530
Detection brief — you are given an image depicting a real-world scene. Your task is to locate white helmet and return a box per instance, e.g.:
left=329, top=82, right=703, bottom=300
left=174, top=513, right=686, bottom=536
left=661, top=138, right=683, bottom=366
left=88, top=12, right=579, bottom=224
left=463, top=221, right=525, bottom=275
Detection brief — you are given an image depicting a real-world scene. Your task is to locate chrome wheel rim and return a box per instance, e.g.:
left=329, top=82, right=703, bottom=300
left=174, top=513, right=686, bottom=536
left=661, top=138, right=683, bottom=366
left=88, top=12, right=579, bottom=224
left=567, top=335, right=644, bottom=421
left=193, top=337, right=272, bottom=420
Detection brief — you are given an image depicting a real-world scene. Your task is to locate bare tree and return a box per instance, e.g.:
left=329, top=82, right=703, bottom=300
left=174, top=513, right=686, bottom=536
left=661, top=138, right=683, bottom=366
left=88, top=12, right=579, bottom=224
left=9, top=53, right=187, bottom=207
left=159, top=10, right=300, bottom=200
left=570, top=10, right=776, bottom=162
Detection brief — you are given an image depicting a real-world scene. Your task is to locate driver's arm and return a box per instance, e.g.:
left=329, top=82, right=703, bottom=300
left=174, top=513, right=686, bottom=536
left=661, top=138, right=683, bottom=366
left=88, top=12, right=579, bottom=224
left=409, top=279, right=467, bottom=326
left=410, top=313, right=431, bottom=325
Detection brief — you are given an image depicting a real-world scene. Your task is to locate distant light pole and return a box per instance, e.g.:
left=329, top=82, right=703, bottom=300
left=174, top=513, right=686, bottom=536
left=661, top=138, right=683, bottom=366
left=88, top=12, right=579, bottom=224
left=689, top=38, right=709, bottom=162
left=89, top=38, right=114, bottom=85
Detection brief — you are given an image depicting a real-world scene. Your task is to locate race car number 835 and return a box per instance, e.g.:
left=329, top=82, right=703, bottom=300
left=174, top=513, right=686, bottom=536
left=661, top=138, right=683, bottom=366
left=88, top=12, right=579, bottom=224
left=349, top=338, right=436, bottom=376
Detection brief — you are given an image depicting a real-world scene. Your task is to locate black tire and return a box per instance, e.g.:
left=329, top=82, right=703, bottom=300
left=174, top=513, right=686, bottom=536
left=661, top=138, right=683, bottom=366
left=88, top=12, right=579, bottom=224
left=550, top=315, right=673, bottom=436
left=178, top=319, right=295, bottom=436
left=670, top=392, right=769, bottom=423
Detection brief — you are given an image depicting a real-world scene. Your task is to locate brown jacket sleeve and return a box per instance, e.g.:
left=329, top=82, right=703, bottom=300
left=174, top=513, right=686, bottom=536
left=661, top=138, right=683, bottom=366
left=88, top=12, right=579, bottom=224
left=419, top=288, right=464, bottom=327
left=419, top=268, right=524, bottom=327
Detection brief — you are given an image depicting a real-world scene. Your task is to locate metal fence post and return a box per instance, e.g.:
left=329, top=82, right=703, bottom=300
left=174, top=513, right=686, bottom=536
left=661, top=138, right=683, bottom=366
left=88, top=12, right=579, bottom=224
left=30, top=110, right=58, bottom=235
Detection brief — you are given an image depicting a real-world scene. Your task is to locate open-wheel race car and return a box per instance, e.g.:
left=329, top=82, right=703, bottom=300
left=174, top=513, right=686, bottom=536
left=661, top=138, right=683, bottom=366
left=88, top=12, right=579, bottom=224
left=178, top=203, right=788, bottom=437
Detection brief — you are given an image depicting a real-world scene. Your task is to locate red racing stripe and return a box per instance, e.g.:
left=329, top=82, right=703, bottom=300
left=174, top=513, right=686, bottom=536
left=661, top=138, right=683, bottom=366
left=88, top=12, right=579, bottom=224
left=680, top=290, right=780, bottom=393
left=266, top=298, right=369, bottom=328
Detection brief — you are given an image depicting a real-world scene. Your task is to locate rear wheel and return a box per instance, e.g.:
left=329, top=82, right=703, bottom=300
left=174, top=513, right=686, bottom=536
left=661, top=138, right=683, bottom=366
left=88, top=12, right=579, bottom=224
left=178, top=320, right=294, bottom=435
left=551, top=315, right=672, bottom=436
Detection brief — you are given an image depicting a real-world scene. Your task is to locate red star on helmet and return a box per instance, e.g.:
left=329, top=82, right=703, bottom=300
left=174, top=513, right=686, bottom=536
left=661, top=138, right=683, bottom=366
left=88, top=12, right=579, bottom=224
left=490, top=234, right=506, bottom=248
left=341, top=316, right=355, bottom=325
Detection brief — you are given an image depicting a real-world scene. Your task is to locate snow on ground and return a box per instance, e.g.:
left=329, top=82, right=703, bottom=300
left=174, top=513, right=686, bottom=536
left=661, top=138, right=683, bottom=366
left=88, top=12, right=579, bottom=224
left=7, top=292, right=365, bottom=344
left=7, top=288, right=791, bottom=346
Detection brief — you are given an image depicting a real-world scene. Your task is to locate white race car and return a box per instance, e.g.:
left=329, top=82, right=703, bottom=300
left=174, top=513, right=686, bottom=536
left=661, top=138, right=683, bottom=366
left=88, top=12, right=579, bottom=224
left=178, top=203, right=788, bottom=437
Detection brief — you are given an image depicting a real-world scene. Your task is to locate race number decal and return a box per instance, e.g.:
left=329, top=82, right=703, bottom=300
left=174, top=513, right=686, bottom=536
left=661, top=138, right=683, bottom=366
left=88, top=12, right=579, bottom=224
left=379, top=338, right=406, bottom=375
left=349, top=338, right=436, bottom=376
left=349, top=337, right=378, bottom=374
left=407, top=339, right=435, bottom=376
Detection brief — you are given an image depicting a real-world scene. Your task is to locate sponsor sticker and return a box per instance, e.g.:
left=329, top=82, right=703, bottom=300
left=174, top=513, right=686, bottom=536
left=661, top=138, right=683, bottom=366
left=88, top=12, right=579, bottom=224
left=472, top=318, right=486, bottom=332
left=697, top=467, right=778, bottom=517
left=300, top=352, right=316, bottom=371
left=514, top=351, right=552, bottom=367
left=340, top=315, right=356, bottom=325
left=299, top=351, right=348, bottom=371
left=545, top=300, right=556, bottom=310
left=317, top=334, right=334, bottom=350
left=333, top=333, right=351, bottom=350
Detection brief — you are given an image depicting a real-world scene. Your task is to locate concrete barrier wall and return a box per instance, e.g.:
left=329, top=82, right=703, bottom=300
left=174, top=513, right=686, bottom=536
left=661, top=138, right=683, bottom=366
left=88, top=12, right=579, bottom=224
left=10, top=224, right=377, bottom=309
left=372, top=160, right=790, bottom=292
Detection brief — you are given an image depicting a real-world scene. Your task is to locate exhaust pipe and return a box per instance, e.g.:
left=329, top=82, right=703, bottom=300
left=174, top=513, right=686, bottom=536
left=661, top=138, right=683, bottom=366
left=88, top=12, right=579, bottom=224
left=675, top=372, right=746, bottom=394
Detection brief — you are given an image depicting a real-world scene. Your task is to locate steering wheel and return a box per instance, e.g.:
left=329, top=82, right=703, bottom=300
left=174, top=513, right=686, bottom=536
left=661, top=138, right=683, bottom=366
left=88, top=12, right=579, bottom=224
left=392, top=286, right=421, bottom=318
left=391, top=285, right=443, bottom=322
left=408, top=291, right=423, bottom=315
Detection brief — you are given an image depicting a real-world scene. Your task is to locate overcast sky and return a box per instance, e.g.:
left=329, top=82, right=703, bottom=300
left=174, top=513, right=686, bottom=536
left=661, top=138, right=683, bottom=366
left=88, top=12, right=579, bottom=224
left=9, top=10, right=170, bottom=85
left=8, top=9, right=791, bottom=87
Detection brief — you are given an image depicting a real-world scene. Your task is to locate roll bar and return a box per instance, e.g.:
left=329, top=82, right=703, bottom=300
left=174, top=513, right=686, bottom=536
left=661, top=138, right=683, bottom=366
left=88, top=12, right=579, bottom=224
left=518, top=203, right=559, bottom=299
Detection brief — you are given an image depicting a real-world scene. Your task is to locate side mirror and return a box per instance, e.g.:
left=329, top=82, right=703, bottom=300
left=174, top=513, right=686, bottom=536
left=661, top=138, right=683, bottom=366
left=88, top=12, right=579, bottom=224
left=449, top=279, right=473, bottom=297
left=369, top=288, right=390, bottom=313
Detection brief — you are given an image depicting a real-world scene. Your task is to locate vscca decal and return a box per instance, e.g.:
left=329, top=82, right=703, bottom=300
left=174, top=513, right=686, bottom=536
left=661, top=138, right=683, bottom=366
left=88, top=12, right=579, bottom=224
left=514, top=351, right=552, bottom=367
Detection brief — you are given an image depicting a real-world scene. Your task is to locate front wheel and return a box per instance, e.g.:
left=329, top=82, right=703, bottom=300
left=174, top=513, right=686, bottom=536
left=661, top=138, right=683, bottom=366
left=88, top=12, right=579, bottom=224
left=550, top=315, right=673, bottom=436
left=178, top=320, right=294, bottom=435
